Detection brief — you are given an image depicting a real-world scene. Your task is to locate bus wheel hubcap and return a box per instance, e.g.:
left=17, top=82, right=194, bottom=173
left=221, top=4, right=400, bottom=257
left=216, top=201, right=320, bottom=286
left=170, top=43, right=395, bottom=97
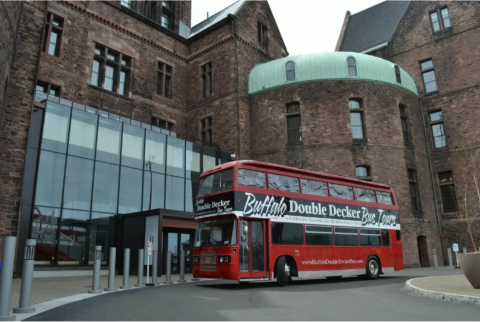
left=369, top=260, right=378, bottom=275
left=285, top=264, right=291, bottom=277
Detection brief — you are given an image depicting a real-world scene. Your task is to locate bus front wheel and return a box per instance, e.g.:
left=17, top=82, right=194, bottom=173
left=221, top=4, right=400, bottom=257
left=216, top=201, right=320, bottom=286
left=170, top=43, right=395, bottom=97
left=365, top=256, right=380, bottom=280
left=275, top=256, right=290, bottom=287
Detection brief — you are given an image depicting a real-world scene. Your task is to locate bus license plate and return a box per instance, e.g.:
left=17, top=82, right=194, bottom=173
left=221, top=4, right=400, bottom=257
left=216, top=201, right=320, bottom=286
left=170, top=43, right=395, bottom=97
left=205, top=258, right=211, bottom=263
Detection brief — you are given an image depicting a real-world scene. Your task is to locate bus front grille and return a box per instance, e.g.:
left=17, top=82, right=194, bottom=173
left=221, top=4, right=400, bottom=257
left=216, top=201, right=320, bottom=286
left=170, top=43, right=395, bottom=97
left=201, top=252, right=216, bottom=271
left=200, top=264, right=216, bottom=271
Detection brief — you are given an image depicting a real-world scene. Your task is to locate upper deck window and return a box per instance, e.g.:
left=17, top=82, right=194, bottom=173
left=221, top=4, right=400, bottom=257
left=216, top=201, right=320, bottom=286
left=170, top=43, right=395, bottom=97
left=268, top=173, right=300, bottom=192
left=197, top=168, right=234, bottom=197
left=301, top=179, right=328, bottom=197
left=377, top=191, right=393, bottom=205
left=329, top=183, right=353, bottom=200
left=354, top=188, right=376, bottom=203
left=238, top=169, right=267, bottom=188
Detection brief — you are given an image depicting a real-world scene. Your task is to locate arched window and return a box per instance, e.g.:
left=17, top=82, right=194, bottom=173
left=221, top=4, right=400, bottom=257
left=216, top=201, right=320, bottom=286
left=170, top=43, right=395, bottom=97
left=286, top=103, right=302, bottom=144
left=395, top=65, right=401, bottom=83
left=286, top=61, right=295, bottom=80
left=347, top=57, right=357, bottom=76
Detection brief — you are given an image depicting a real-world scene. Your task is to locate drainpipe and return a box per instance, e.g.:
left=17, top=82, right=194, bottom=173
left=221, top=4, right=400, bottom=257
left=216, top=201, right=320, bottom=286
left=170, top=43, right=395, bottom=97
left=230, top=14, right=241, bottom=160
left=419, top=97, right=445, bottom=260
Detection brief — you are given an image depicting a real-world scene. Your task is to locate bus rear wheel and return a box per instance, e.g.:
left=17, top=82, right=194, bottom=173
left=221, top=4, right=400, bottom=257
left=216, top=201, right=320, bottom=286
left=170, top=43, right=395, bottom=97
left=365, top=256, right=380, bottom=280
left=275, top=256, right=290, bottom=287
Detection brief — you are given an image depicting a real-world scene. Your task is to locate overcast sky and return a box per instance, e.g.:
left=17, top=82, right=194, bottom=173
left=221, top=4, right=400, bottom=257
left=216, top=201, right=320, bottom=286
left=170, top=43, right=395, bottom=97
left=191, top=0, right=385, bottom=55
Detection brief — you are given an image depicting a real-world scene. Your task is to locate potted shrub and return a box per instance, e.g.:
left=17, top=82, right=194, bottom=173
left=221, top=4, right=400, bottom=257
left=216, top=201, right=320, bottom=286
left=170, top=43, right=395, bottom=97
left=452, top=149, right=479, bottom=288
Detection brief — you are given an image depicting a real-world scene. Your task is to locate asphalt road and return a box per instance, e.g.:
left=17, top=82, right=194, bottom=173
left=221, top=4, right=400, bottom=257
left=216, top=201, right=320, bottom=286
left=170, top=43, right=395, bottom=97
left=27, top=268, right=479, bottom=321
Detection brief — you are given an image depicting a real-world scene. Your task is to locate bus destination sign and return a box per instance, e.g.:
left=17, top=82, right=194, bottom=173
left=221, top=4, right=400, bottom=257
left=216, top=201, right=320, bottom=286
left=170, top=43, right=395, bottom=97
left=195, top=191, right=400, bottom=229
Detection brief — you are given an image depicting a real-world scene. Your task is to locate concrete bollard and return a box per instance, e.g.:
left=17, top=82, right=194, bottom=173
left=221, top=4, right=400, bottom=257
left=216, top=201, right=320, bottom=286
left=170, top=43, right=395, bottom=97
left=463, top=247, right=468, bottom=253
left=0, top=236, right=17, bottom=321
left=164, top=251, right=173, bottom=285
left=13, top=239, right=36, bottom=314
left=135, top=249, right=144, bottom=287
left=120, top=248, right=132, bottom=290
left=447, top=248, right=454, bottom=268
left=89, top=246, right=102, bottom=294
left=152, top=250, right=159, bottom=285
left=105, top=247, right=117, bottom=292
left=432, top=249, right=438, bottom=269
left=178, top=249, right=186, bottom=282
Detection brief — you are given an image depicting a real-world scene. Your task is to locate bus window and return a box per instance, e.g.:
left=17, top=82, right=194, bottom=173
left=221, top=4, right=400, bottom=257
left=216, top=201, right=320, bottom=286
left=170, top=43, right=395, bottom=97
left=360, top=228, right=381, bottom=246
left=377, top=191, right=394, bottom=205
left=329, top=183, right=353, bottom=200
left=305, top=225, right=332, bottom=245
left=271, top=223, right=303, bottom=245
left=301, top=179, right=328, bottom=197
left=197, top=168, right=234, bottom=197
left=382, top=229, right=391, bottom=246
left=354, top=188, right=376, bottom=203
left=334, top=227, right=358, bottom=246
left=238, top=169, right=267, bottom=188
left=396, top=230, right=401, bottom=241
left=268, top=173, right=300, bottom=192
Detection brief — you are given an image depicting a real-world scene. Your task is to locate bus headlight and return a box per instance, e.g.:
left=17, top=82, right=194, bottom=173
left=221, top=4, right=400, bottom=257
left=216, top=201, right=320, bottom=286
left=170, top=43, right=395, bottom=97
left=218, top=256, right=230, bottom=263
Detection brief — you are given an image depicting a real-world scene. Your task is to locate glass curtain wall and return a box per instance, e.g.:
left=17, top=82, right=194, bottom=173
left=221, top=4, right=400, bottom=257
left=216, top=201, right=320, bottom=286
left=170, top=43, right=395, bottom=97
left=32, top=99, right=231, bottom=266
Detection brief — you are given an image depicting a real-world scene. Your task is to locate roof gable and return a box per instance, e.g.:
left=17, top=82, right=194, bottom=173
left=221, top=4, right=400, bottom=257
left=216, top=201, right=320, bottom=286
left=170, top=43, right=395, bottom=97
left=340, top=1, right=410, bottom=53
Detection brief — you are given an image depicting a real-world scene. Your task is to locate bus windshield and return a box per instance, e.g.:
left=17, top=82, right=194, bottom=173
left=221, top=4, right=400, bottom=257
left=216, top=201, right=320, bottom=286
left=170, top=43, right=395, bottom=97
left=197, top=168, right=234, bottom=197
left=195, top=217, right=237, bottom=247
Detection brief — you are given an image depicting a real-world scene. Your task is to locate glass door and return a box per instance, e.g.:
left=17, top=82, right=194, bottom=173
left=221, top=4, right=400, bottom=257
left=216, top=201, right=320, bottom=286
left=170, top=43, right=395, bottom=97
left=239, top=219, right=267, bottom=279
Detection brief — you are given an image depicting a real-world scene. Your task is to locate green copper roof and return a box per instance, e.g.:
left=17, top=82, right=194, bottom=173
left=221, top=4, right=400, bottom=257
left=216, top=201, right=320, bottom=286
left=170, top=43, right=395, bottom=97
left=248, top=52, right=419, bottom=96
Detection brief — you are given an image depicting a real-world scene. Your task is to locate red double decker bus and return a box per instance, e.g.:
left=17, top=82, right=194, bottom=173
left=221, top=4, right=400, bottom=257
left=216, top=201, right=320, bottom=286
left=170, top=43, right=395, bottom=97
left=192, top=161, right=403, bottom=286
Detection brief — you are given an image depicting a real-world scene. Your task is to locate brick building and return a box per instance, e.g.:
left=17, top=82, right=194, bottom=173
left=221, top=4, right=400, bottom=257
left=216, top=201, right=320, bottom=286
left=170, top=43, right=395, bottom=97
left=0, top=0, right=478, bottom=275
left=337, top=1, right=480, bottom=264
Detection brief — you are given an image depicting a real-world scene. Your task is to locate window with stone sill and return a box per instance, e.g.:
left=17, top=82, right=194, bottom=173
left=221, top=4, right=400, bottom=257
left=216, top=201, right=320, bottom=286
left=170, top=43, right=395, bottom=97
left=286, top=103, right=302, bottom=144
left=430, top=7, right=452, bottom=33
left=349, top=99, right=365, bottom=140
left=438, top=171, right=457, bottom=213
left=408, top=169, right=421, bottom=212
left=201, top=116, right=212, bottom=147
left=157, top=62, right=173, bottom=98
left=43, top=13, right=64, bottom=57
left=90, top=45, right=132, bottom=97
left=151, top=117, right=174, bottom=132
left=202, top=62, right=212, bottom=98
left=258, top=21, right=268, bottom=46
left=420, top=59, right=438, bottom=94
left=400, top=105, right=411, bottom=145
left=356, top=166, right=371, bottom=181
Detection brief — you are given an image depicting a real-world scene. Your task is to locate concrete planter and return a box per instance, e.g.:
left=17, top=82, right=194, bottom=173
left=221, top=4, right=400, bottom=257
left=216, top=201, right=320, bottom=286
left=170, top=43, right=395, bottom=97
left=457, top=252, right=480, bottom=289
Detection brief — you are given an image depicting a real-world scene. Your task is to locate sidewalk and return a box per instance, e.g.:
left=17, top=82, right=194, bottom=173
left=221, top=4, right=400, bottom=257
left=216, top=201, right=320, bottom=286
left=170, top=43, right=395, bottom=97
left=9, top=273, right=194, bottom=314
left=405, top=274, right=480, bottom=305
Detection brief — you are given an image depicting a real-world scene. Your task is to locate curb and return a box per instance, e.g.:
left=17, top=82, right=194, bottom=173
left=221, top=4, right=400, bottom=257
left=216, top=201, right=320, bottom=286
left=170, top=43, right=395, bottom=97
left=405, top=277, right=480, bottom=306
left=13, top=278, right=209, bottom=321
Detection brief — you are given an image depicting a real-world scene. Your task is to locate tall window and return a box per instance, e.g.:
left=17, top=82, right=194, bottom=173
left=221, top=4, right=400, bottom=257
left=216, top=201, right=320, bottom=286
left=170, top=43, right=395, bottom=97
left=145, top=1, right=158, bottom=20
left=258, top=22, right=267, bottom=45
left=400, top=105, right=411, bottom=145
left=439, top=171, right=457, bottom=213
left=420, top=59, right=438, bottom=94
left=347, top=57, right=357, bottom=76
left=395, top=65, right=401, bottom=83
left=286, top=61, right=295, bottom=80
left=201, top=117, right=212, bottom=146
left=202, top=62, right=212, bottom=97
left=151, top=117, right=174, bottom=131
left=408, top=169, right=420, bottom=212
left=91, top=45, right=132, bottom=96
left=349, top=99, right=364, bottom=140
left=43, top=13, right=63, bottom=57
left=430, top=7, right=451, bottom=32
left=429, top=111, right=446, bottom=148
left=157, top=62, right=172, bottom=98
left=161, top=1, right=174, bottom=30
left=286, top=103, right=302, bottom=144
left=356, top=166, right=371, bottom=181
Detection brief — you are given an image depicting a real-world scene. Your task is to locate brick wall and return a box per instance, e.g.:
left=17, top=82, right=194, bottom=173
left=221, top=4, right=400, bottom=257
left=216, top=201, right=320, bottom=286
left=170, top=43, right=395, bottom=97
left=248, top=80, right=444, bottom=267
left=369, top=1, right=480, bottom=262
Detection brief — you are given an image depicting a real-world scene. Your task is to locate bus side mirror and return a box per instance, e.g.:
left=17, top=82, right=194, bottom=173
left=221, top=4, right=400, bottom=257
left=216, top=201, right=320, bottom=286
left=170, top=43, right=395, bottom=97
left=241, top=236, right=246, bottom=242
left=243, top=225, right=248, bottom=234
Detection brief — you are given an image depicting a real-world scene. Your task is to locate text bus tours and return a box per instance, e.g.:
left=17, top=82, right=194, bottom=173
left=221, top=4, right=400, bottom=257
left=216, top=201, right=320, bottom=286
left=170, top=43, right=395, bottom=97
left=192, top=160, right=404, bottom=286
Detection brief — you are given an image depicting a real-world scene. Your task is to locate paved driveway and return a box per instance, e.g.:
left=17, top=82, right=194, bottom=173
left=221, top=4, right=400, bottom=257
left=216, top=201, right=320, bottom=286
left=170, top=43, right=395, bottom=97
left=27, top=268, right=479, bottom=321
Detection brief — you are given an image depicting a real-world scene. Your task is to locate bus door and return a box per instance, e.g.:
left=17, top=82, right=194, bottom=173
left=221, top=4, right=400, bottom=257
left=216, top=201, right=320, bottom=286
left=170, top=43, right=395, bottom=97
left=239, top=219, right=267, bottom=279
